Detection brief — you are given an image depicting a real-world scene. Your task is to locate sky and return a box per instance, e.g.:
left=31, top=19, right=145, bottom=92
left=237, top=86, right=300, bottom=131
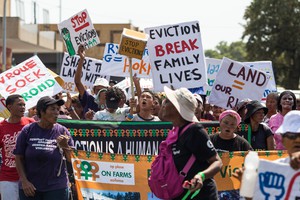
left=17, top=0, right=252, bottom=50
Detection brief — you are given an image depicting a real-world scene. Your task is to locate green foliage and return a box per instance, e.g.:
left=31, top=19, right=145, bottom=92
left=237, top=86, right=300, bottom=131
left=205, top=41, right=248, bottom=61
left=243, top=0, right=300, bottom=89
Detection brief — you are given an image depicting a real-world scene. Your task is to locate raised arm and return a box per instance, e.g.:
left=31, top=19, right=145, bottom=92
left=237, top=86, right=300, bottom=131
left=74, top=44, right=86, bottom=97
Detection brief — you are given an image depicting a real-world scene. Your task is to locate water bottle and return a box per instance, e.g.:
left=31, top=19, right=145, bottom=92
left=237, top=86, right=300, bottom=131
left=239, top=151, right=260, bottom=198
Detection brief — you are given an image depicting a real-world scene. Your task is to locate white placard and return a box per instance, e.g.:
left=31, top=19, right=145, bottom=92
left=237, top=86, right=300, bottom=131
left=205, top=59, right=277, bottom=100
left=208, top=57, right=270, bottom=109
left=244, top=61, right=277, bottom=99
left=60, top=53, right=109, bottom=93
left=0, top=56, right=63, bottom=109
left=101, top=43, right=152, bottom=78
left=58, top=9, right=100, bottom=56
left=72, top=159, right=135, bottom=185
left=253, top=159, right=300, bottom=199
left=145, top=21, right=207, bottom=92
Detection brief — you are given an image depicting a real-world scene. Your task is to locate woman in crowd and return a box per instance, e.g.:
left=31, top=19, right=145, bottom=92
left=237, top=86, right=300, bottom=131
left=210, top=110, right=253, bottom=152
left=269, top=91, right=297, bottom=150
left=159, top=86, right=222, bottom=199
left=212, top=105, right=225, bottom=121
left=244, top=100, right=275, bottom=150
left=14, top=96, right=74, bottom=200
left=264, top=92, right=279, bottom=124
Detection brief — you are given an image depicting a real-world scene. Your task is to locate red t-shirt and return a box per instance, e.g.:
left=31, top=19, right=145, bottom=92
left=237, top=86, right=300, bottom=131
left=0, top=117, right=35, bottom=181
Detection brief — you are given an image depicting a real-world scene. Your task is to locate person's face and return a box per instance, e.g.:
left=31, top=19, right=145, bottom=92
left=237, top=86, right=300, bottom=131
left=212, top=106, right=224, bottom=120
left=41, top=104, right=60, bottom=124
left=251, top=109, right=265, bottom=123
left=152, top=97, right=161, bottom=116
left=220, top=115, right=238, bottom=136
left=139, top=92, right=154, bottom=111
left=159, top=98, right=179, bottom=122
left=7, top=97, right=26, bottom=118
left=194, top=102, right=203, bottom=120
left=282, top=132, right=300, bottom=154
left=266, top=96, right=277, bottom=112
left=27, top=107, right=37, bottom=117
left=93, top=85, right=106, bottom=96
left=280, top=94, right=294, bottom=111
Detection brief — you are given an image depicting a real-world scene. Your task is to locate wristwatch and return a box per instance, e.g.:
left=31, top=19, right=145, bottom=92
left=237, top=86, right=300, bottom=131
left=100, top=104, right=105, bottom=110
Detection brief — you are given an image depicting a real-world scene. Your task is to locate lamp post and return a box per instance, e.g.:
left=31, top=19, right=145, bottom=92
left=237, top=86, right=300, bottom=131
left=2, top=0, right=7, bottom=72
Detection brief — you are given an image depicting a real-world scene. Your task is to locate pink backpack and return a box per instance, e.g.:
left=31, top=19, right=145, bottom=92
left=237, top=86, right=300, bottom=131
left=148, top=123, right=195, bottom=199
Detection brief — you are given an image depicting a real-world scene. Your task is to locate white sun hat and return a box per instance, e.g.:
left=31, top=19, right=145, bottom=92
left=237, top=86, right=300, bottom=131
left=164, top=86, right=199, bottom=122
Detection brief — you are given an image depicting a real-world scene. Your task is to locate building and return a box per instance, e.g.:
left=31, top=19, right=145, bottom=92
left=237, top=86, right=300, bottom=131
left=0, top=0, right=139, bottom=74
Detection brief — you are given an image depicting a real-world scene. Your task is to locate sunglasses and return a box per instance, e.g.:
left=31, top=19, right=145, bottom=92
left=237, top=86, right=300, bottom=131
left=282, top=133, right=300, bottom=140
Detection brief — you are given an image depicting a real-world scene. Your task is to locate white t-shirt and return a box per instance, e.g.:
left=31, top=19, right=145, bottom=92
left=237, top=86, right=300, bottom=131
left=132, top=114, right=161, bottom=121
left=93, top=107, right=129, bottom=121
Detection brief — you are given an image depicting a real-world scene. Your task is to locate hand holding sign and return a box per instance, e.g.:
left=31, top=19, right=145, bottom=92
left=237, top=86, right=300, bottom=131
left=118, top=29, right=149, bottom=111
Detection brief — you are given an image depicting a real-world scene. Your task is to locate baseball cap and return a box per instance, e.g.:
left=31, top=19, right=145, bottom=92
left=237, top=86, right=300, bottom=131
left=36, top=96, right=65, bottom=113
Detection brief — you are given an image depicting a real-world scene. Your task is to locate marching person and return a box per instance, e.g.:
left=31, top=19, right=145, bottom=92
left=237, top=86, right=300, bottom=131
left=0, top=94, right=35, bottom=200
left=269, top=91, right=297, bottom=150
left=14, top=96, right=74, bottom=200
left=159, top=86, right=222, bottom=199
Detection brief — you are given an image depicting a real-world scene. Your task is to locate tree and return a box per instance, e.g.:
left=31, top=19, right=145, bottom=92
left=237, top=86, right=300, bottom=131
left=243, top=0, right=300, bottom=89
left=205, top=41, right=248, bottom=61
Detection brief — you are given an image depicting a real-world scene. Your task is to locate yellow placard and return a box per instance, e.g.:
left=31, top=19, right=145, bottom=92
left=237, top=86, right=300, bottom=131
left=118, top=29, right=148, bottom=60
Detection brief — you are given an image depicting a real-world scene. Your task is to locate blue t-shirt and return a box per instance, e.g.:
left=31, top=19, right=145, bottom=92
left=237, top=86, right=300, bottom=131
left=79, top=90, right=99, bottom=114
left=13, top=122, right=74, bottom=192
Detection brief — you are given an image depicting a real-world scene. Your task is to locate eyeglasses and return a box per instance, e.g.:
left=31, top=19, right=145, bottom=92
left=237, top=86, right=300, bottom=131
left=282, top=133, right=300, bottom=140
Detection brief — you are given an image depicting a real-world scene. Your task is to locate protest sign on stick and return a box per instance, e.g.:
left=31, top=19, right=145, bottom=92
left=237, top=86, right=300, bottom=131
left=205, top=59, right=276, bottom=101
left=208, top=57, right=270, bottom=109
left=118, top=29, right=148, bottom=106
left=58, top=9, right=100, bottom=56
left=145, top=21, right=207, bottom=92
left=0, top=56, right=63, bottom=109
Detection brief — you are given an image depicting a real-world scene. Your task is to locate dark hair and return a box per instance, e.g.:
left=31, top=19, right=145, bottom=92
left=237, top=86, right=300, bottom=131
left=105, top=86, right=123, bottom=103
left=277, top=91, right=297, bottom=112
left=5, top=94, right=23, bottom=110
left=267, top=92, right=279, bottom=102
left=153, top=93, right=162, bottom=105
left=36, top=104, right=47, bottom=118
left=140, top=90, right=155, bottom=100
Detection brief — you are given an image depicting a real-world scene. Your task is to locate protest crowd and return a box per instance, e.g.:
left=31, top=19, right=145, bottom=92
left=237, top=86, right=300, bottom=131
left=1, top=9, right=300, bottom=200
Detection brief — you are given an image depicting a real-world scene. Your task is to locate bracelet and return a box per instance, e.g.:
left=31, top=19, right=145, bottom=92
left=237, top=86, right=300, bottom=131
left=127, top=114, right=134, bottom=119
left=197, top=172, right=206, bottom=182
